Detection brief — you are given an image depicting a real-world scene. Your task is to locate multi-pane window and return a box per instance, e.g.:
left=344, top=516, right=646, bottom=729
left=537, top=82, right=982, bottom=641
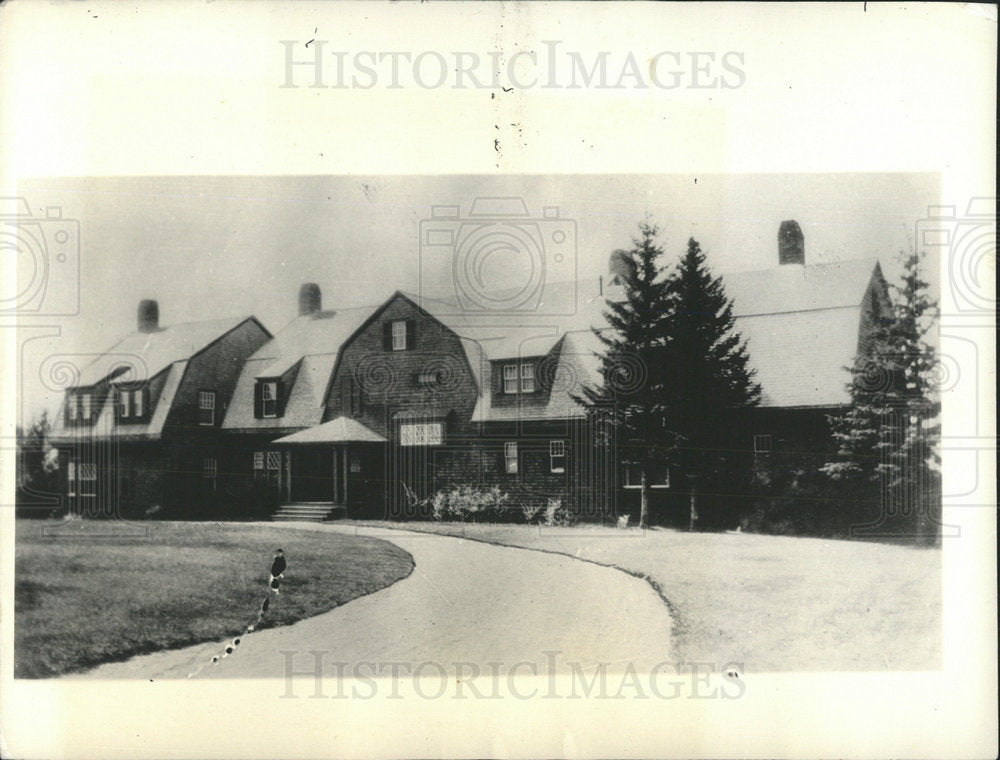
left=253, top=451, right=265, bottom=470
left=504, top=442, right=518, bottom=474
left=261, top=381, right=277, bottom=418
left=81, top=393, right=91, bottom=420
left=79, top=462, right=97, bottom=496
left=622, top=461, right=670, bottom=489
left=266, top=451, right=281, bottom=470
left=550, top=440, right=566, bottom=473
left=203, top=458, right=217, bottom=491
left=198, top=391, right=216, bottom=426
left=502, top=363, right=537, bottom=394
left=67, top=460, right=76, bottom=496
left=753, top=434, right=773, bottom=453
left=520, top=363, right=535, bottom=393
left=391, top=320, right=407, bottom=351
left=503, top=364, right=518, bottom=394
left=115, top=387, right=147, bottom=421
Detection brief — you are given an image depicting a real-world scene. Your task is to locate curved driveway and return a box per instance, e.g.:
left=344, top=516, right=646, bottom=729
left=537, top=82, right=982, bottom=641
left=74, top=524, right=675, bottom=680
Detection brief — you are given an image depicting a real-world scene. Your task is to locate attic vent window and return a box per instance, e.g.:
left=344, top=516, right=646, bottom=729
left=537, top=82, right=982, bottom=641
left=754, top=434, right=773, bottom=453
left=417, top=369, right=442, bottom=387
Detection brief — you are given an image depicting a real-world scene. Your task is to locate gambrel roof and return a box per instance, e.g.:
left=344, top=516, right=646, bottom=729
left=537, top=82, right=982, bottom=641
left=221, top=306, right=377, bottom=432
left=223, top=255, right=888, bottom=438
left=724, top=259, right=887, bottom=407
left=72, top=315, right=258, bottom=388
left=51, top=361, right=188, bottom=442
left=51, top=314, right=268, bottom=442
left=461, top=258, right=887, bottom=418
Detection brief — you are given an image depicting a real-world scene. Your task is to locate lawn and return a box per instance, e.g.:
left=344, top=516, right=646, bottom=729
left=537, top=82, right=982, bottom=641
left=345, top=521, right=942, bottom=673
left=14, top=519, right=414, bottom=678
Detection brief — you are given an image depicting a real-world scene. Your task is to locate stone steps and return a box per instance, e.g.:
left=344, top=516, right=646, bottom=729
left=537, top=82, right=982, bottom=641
left=271, top=502, right=346, bottom=522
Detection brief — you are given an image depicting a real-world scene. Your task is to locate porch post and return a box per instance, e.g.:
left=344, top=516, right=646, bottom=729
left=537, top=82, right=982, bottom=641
left=342, top=446, right=349, bottom=505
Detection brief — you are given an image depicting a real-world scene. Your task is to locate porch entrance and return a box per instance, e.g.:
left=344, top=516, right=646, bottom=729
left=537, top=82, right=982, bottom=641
left=273, top=416, right=388, bottom=518
left=288, top=447, right=337, bottom=503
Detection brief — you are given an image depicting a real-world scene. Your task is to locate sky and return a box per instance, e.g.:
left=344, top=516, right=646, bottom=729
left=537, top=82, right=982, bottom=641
left=14, top=172, right=939, bottom=423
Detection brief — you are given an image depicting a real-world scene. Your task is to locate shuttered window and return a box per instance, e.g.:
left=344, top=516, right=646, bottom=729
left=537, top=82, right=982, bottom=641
left=260, top=381, right=278, bottom=418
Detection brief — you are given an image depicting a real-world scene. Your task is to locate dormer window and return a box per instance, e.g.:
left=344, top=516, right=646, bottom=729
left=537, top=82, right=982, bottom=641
left=503, top=364, right=518, bottom=394
left=67, top=391, right=94, bottom=424
left=256, top=380, right=280, bottom=419
left=114, top=386, right=150, bottom=423
left=501, top=362, right=537, bottom=394
left=520, top=363, right=535, bottom=393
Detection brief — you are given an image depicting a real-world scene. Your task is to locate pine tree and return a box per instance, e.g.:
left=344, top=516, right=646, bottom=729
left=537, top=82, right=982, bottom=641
left=574, top=222, right=674, bottom=529
left=823, top=250, right=940, bottom=544
left=662, top=238, right=761, bottom=528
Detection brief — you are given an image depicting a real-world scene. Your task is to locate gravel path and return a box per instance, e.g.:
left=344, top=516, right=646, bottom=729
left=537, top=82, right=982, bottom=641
left=71, top=523, right=675, bottom=680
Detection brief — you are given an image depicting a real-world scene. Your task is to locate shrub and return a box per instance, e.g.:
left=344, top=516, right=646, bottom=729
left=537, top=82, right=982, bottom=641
left=521, top=502, right=543, bottom=524
left=543, top=498, right=575, bottom=527
left=428, top=485, right=512, bottom=523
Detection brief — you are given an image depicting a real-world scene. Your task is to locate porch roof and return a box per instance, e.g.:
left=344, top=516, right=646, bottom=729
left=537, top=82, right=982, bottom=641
left=272, top=416, right=387, bottom=445
left=392, top=406, right=453, bottom=421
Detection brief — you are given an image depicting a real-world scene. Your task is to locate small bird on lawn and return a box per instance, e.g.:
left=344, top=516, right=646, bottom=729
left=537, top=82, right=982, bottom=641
left=268, top=548, right=286, bottom=594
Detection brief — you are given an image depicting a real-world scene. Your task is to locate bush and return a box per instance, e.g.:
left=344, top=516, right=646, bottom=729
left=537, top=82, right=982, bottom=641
left=543, top=498, right=575, bottom=527
left=428, top=485, right=514, bottom=523
left=521, top=502, right=543, bottom=524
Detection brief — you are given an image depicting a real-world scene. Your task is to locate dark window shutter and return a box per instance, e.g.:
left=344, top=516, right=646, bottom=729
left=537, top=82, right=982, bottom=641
left=405, top=319, right=416, bottom=350
left=383, top=322, right=393, bottom=351
left=253, top=382, right=263, bottom=419
left=497, top=448, right=505, bottom=474
left=142, top=387, right=150, bottom=419
left=276, top=381, right=286, bottom=417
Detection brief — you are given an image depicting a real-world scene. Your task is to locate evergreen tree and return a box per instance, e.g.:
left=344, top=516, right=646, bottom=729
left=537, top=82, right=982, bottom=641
left=823, top=250, right=940, bottom=544
left=662, top=238, right=761, bottom=527
left=574, top=222, right=674, bottom=529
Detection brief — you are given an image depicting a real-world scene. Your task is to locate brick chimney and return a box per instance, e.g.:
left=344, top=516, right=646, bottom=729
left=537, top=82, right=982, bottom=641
left=778, top=220, right=805, bottom=265
left=137, top=299, right=159, bottom=332
left=298, top=282, right=322, bottom=316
